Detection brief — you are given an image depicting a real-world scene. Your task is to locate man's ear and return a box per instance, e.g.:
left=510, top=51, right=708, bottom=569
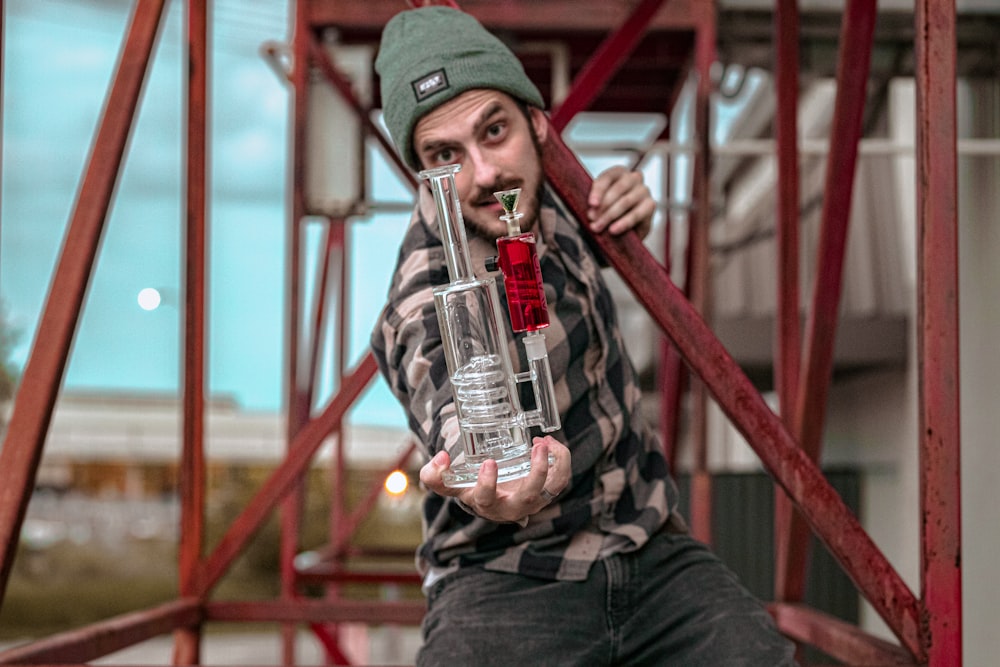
left=529, top=106, right=549, bottom=143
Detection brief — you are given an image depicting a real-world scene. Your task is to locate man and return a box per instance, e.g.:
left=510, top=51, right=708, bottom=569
left=371, top=6, right=797, bottom=665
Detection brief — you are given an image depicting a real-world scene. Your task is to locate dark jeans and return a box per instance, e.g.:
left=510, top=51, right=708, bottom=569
left=419, top=530, right=797, bottom=666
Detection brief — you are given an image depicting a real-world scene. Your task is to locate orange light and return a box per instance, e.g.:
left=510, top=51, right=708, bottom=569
left=384, top=470, right=408, bottom=496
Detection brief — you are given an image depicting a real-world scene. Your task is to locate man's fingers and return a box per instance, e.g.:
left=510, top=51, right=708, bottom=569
left=470, top=458, right=500, bottom=511
left=419, top=450, right=452, bottom=493
left=588, top=165, right=627, bottom=208
left=588, top=170, right=651, bottom=235
left=607, top=195, right=655, bottom=237
left=525, top=441, right=552, bottom=503
left=534, top=436, right=571, bottom=499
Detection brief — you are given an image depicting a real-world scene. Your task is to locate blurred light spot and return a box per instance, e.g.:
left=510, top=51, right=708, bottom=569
left=384, top=470, right=408, bottom=496
left=137, top=287, right=162, bottom=311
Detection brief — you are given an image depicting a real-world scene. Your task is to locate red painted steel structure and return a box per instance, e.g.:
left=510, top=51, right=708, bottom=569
left=175, top=0, right=209, bottom=663
left=915, top=0, right=962, bottom=663
left=686, top=0, right=716, bottom=547
left=771, top=0, right=802, bottom=610
left=0, top=1, right=963, bottom=666
left=776, top=0, right=879, bottom=605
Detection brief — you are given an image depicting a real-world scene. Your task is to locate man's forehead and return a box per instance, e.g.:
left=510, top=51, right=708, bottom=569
left=415, top=89, right=519, bottom=137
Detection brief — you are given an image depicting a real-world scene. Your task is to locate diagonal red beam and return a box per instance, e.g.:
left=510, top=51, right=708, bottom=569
left=540, top=127, right=923, bottom=658
left=0, top=598, right=201, bottom=665
left=305, top=222, right=342, bottom=410
left=915, top=0, right=962, bottom=664
left=329, top=441, right=418, bottom=556
left=0, top=0, right=168, bottom=605
left=193, top=353, right=378, bottom=597
left=776, top=0, right=878, bottom=605
left=549, top=0, right=667, bottom=132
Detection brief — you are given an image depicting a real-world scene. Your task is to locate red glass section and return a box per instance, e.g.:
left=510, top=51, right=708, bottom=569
left=496, top=233, right=549, bottom=333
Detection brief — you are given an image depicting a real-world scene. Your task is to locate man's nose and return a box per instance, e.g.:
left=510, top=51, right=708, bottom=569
left=467, top=147, right=499, bottom=189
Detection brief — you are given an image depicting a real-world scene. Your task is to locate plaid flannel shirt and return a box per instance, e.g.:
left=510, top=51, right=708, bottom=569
left=371, top=183, right=679, bottom=584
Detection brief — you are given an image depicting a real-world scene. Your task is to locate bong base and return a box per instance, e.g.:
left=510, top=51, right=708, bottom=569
left=442, top=451, right=531, bottom=488
left=441, top=451, right=556, bottom=488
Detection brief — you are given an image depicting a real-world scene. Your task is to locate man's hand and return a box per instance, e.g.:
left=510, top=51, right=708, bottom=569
left=587, top=165, right=656, bottom=239
left=419, top=436, right=571, bottom=524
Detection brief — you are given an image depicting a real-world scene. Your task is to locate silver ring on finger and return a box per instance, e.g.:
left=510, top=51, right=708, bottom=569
left=540, top=487, right=557, bottom=504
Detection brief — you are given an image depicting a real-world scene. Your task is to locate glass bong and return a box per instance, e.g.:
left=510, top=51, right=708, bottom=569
left=419, top=164, right=560, bottom=488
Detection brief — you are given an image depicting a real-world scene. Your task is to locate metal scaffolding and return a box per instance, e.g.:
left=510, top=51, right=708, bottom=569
left=0, top=0, right=962, bottom=665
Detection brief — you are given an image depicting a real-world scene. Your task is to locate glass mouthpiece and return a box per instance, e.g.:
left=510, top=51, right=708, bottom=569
left=494, top=188, right=523, bottom=236
left=495, top=188, right=521, bottom=216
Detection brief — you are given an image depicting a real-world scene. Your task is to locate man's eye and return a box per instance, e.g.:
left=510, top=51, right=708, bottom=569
left=434, top=148, right=454, bottom=164
left=486, top=123, right=504, bottom=139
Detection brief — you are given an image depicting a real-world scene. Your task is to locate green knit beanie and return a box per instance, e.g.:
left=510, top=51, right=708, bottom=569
left=375, top=6, right=544, bottom=171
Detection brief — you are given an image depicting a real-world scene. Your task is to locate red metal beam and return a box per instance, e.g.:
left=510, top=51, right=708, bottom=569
left=771, top=0, right=804, bottom=606
left=296, top=569, right=423, bottom=586
left=772, top=0, right=802, bottom=425
left=915, top=0, right=962, bottom=664
left=308, top=622, right=353, bottom=665
left=206, top=599, right=425, bottom=626
left=770, top=603, right=917, bottom=666
left=193, top=353, right=378, bottom=596
left=775, top=0, right=878, bottom=605
left=540, top=128, right=923, bottom=658
left=685, top=0, right=716, bottom=548
left=178, top=0, right=208, bottom=600
left=281, top=4, right=314, bottom=661
left=304, top=223, right=338, bottom=411
left=328, top=442, right=418, bottom=556
left=174, top=1, right=209, bottom=663
left=549, top=0, right=668, bottom=132
left=0, top=598, right=201, bottom=665
left=0, top=0, right=168, bottom=605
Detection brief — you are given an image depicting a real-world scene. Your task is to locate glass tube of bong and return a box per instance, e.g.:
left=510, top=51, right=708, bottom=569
left=419, top=165, right=534, bottom=488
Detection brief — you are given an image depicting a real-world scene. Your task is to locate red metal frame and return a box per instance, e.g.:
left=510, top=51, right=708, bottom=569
left=175, top=0, right=209, bottom=663
left=0, top=0, right=963, bottom=665
left=776, top=0, right=879, bottom=605
left=915, top=0, right=962, bottom=664
left=771, top=0, right=803, bottom=611
left=686, top=0, right=716, bottom=547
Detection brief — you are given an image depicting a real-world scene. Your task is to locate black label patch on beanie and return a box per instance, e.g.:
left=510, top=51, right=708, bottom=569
left=412, top=69, right=449, bottom=102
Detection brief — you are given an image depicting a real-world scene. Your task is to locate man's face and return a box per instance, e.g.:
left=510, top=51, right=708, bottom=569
left=412, top=89, right=548, bottom=241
